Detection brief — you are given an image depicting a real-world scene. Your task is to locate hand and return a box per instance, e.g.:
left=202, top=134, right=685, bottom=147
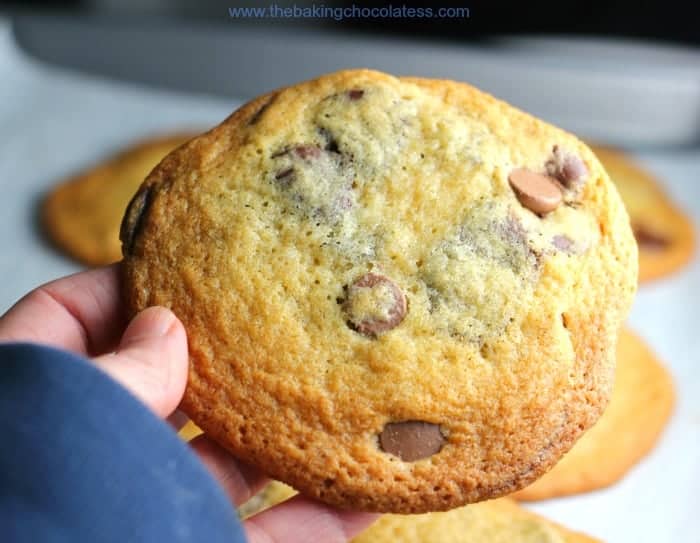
left=0, top=265, right=379, bottom=542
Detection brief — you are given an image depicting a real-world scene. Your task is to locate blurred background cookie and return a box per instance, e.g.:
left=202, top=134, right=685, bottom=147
left=238, top=480, right=297, bottom=519
left=512, top=327, right=674, bottom=501
left=178, top=419, right=203, bottom=442
left=591, top=145, right=695, bottom=282
left=42, top=133, right=196, bottom=266
left=237, top=481, right=600, bottom=542
left=352, top=498, right=600, bottom=542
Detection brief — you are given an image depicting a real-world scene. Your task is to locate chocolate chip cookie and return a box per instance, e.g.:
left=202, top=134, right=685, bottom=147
left=590, top=145, right=695, bottom=282
left=42, top=133, right=196, bottom=266
left=121, top=70, right=637, bottom=513
left=352, top=498, right=601, bottom=542
left=239, top=483, right=601, bottom=543
left=513, top=327, right=675, bottom=500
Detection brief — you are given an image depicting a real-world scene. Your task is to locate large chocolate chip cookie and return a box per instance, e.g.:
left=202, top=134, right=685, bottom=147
left=121, top=70, right=637, bottom=513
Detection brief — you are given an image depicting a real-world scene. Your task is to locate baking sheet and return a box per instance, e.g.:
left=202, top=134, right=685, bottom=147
left=0, top=19, right=698, bottom=542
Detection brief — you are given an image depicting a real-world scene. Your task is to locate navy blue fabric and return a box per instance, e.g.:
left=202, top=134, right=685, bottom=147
left=0, top=343, right=246, bottom=543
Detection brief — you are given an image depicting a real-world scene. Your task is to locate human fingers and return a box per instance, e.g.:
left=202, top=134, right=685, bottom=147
left=245, top=495, right=379, bottom=543
left=188, top=435, right=269, bottom=506
left=93, top=306, right=188, bottom=417
left=0, top=264, right=124, bottom=356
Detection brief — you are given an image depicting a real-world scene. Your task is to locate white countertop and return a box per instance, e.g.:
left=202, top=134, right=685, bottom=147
left=0, top=18, right=698, bottom=542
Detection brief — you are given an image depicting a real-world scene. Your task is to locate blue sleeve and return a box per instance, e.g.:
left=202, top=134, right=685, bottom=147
left=0, top=343, right=247, bottom=543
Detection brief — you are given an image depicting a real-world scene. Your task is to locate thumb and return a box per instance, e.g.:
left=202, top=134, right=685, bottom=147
left=94, top=306, right=188, bottom=418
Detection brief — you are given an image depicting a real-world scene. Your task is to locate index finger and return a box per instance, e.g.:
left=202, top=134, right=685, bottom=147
left=0, top=264, right=126, bottom=356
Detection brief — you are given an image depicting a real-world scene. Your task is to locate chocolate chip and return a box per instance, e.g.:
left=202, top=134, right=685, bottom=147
left=248, top=94, right=275, bottom=125
left=546, top=146, right=588, bottom=189
left=271, top=146, right=322, bottom=190
left=633, top=225, right=670, bottom=250
left=344, top=273, right=407, bottom=337
left=379, top=421, right=445, bottom=461
left=270, top=143, right=322, bottom=160
left=562, top=156, right=588, bottom=184
left=274, top=168, right=295, bottom=187
left=120, top=185, right=153, bottom=257
left=294, top=145, right=322, bottom=160
left=319, top=128, right=340, bottom=154
left=509, top=168, right=562, bottom=215
left=347, top=89, right=364, bottom=100
left=552, top=234, right=574, bottom=251
left=272, top=144, right=322, bottom=161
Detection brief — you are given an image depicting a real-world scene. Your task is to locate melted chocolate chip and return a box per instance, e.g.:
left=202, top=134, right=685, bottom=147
left=347, top=89, right=365, bottom=100
left=319, top=128, right=341, bottom=154
left=272, top=144, right=322, bottom=161
left=562, top=156, right=588, bottom=184
left=344, top=273, right=407, bottom=337
left=546, top=146, right=588, bottom=189
left=294, top=145, right=322, bottom=160
left=552, top=234, right=574, bottom=251
left=271, top=145, right=324, bottom=189
left=270, top=143, right=323, bottom=160
left=633, top=225, right=670, bottom=250
left=274, top=167, right=295, bottom=186
left=120, top=185, right=153, bottom=257
left=379, top=421, right=445, bottom=461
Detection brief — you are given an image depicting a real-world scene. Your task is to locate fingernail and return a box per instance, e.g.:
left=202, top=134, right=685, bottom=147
left=127, top=307, right=177, bottom=342
left=148, top=308, right=176, bottom=338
